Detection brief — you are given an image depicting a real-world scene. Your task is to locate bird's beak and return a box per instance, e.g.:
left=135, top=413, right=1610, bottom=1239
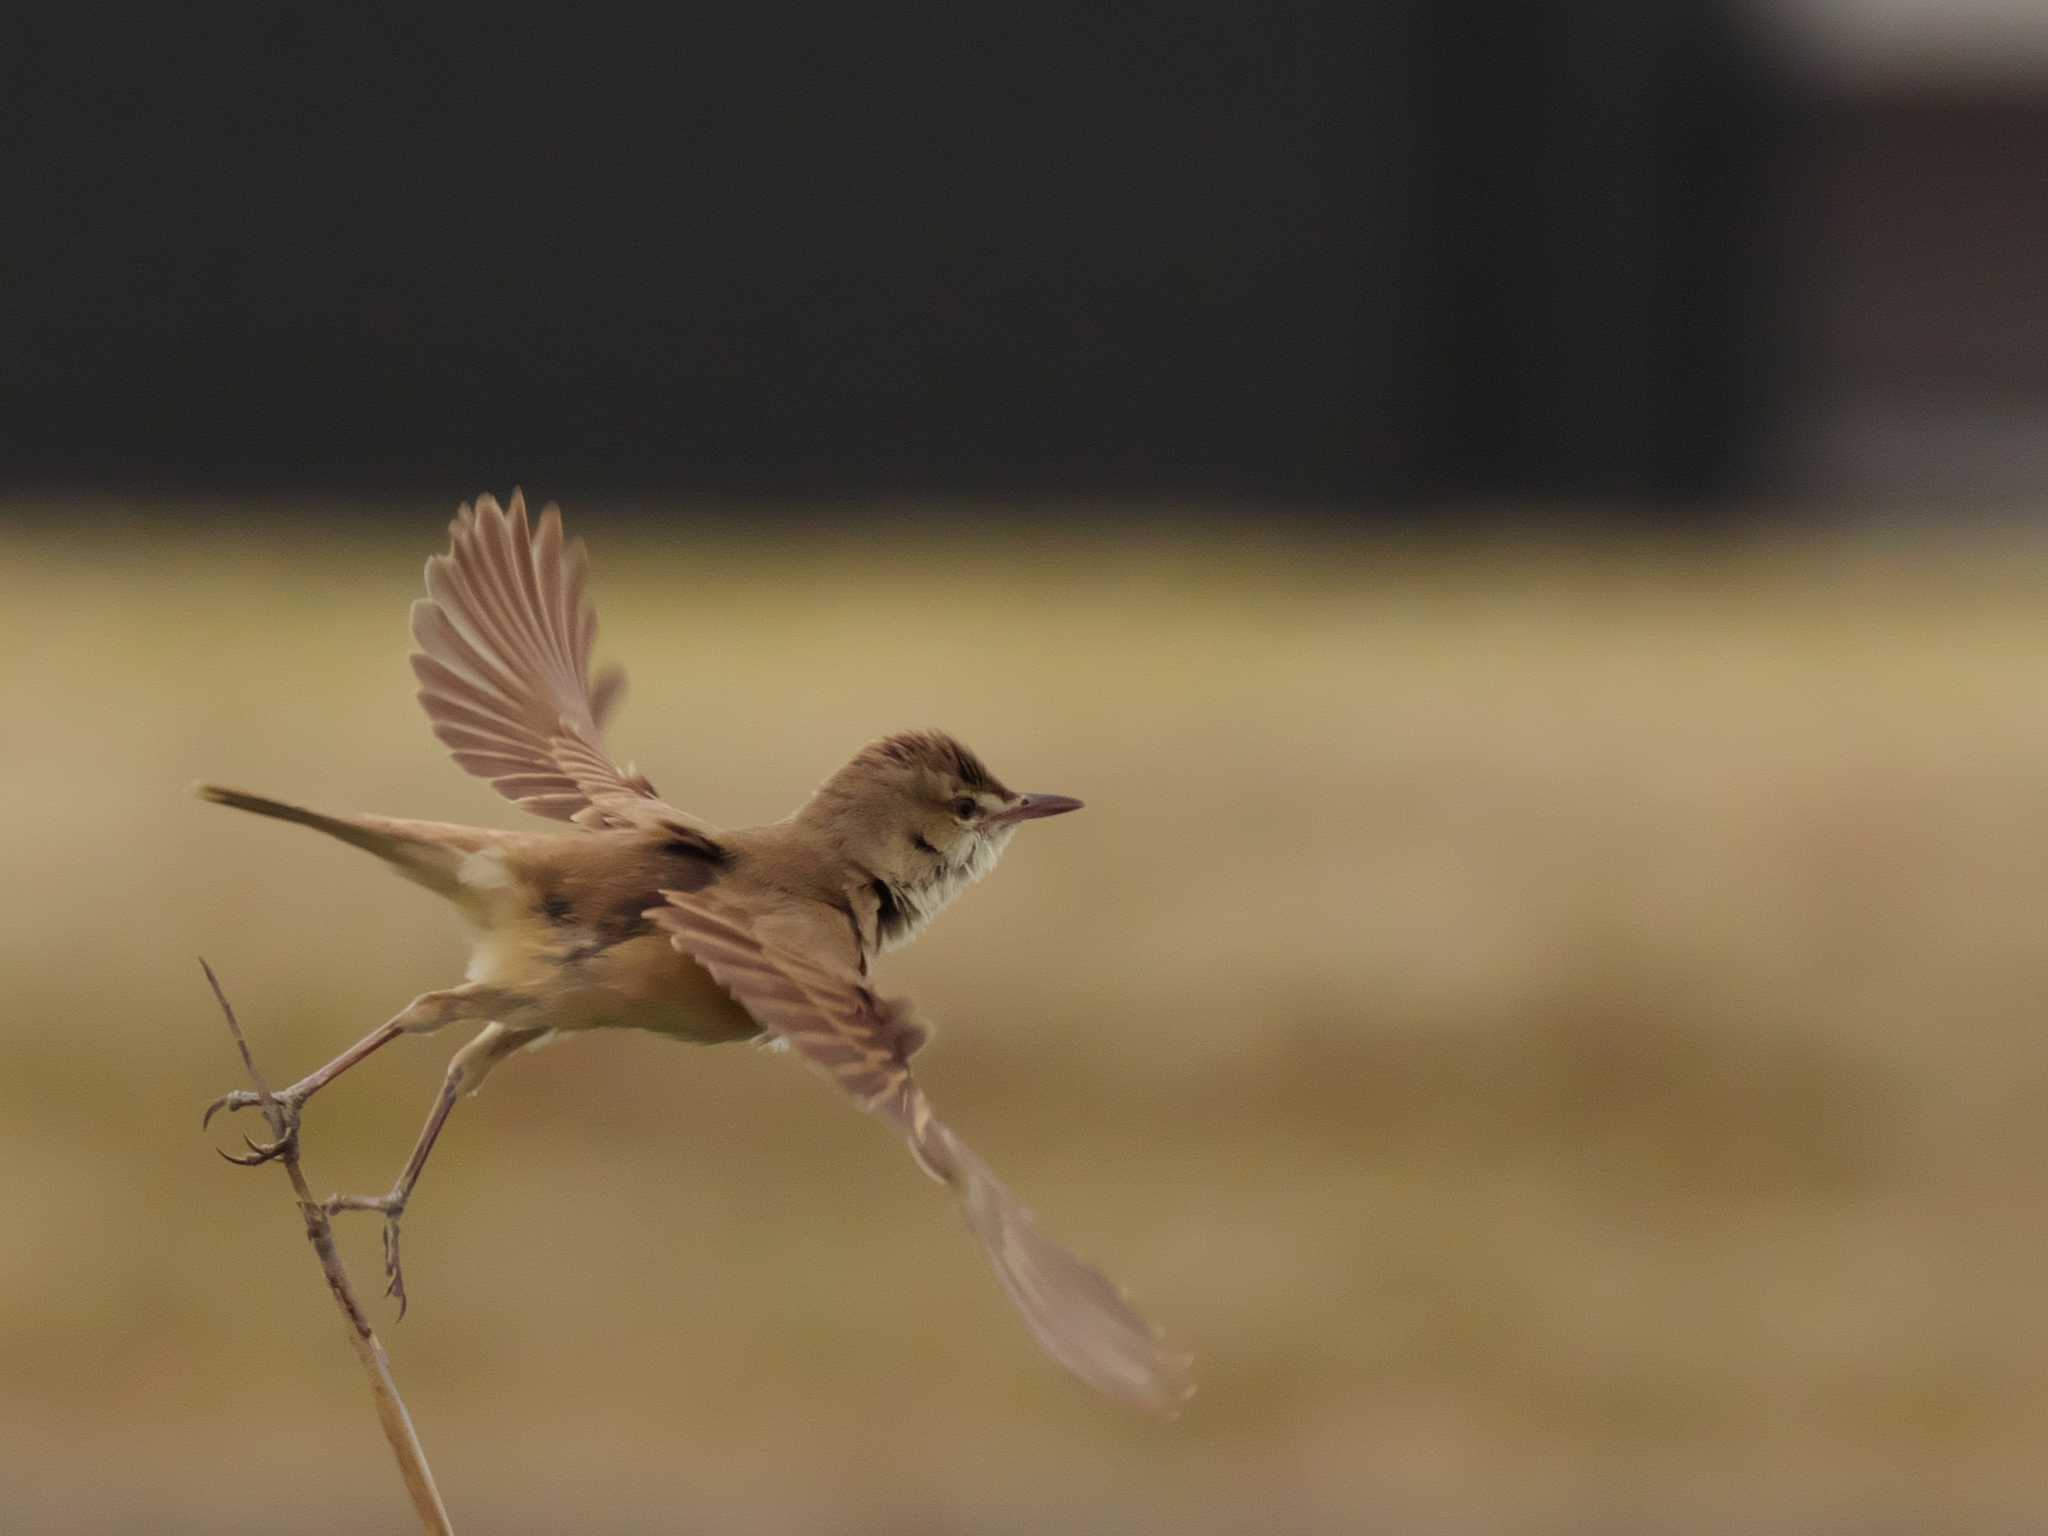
left=986, top=792, right=1084, bottom=827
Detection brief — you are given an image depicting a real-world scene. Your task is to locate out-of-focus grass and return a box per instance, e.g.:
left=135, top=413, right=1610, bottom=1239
left=2, top=505, right=2046, bottom=1532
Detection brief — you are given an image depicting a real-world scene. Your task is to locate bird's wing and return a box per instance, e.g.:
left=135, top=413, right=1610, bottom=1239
left=649, top=887, right=1194, bottom=1416
left=411, top=491, right=696, bottom=831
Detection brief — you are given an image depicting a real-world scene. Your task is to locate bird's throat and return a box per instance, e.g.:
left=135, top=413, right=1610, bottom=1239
left=865, top=832, right=1007, bottom=955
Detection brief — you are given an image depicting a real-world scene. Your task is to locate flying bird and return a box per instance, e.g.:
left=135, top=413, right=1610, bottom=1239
left=200, top=491, right=1191, bottom=1415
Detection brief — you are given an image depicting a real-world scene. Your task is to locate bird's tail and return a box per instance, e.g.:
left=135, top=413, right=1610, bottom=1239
left=194, top=783, right=505, bottom=905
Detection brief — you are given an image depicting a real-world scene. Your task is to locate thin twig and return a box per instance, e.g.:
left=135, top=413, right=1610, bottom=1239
left=201, top=958, right=455, bottom=1535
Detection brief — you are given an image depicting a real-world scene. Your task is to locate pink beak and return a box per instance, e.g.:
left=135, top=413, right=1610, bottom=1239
left=986, top=792, right=1084, bottom=827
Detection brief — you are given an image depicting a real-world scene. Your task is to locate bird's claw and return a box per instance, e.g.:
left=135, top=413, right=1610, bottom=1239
left=201, top=1088, right=256, bottom=1131
left=203, top=1089, right=302, bottom=1164
left=323, top=1194, right=412, bottom=1317
left=383, top=1217, right=409, bottom=1317
left=216, top=1132, right=291, bottom=1167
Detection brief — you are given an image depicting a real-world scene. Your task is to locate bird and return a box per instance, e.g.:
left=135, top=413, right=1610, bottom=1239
left=199, top=490, right=1192, bottom=1415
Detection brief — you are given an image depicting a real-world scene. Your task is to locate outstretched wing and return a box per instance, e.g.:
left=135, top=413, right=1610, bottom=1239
left=410, top=491, right=691, bottom=831
left=649, top=888, right=1195, bottom=1416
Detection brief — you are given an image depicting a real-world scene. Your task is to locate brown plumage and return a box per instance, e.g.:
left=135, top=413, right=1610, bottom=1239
left=200, top=491, right=1192, bottom=1417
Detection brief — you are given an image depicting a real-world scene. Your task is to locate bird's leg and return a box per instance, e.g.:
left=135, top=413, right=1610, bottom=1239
left=324, top=1076, right=458, bottom=1318
left=203, top=983, right=513, bottom=1164
left=321, top=1022, right=535, bottom=1316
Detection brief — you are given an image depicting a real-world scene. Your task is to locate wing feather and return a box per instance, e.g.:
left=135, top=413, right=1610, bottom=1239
left=649, top=888, right=1194, bottom=1416
left=410, top=491, right=695, bottom=830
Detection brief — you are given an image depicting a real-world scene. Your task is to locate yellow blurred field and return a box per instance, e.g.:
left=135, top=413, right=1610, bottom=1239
left=2, top=505, right=2045, bottom=1532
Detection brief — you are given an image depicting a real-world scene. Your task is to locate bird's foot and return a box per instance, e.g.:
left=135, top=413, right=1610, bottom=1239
left=201, top=1088, right=305, bottom=1165
left=323, top=1193, right=413, bottom=1316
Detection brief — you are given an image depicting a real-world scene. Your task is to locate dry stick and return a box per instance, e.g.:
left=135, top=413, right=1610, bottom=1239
left=201, top=959, right=455, bottom=1536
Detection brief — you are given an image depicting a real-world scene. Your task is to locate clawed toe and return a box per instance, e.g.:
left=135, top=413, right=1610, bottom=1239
left=201, top=1090, right=255, bottom=1131
left=203, top=1090, right=301, bottom=1164
left=383, top=1218, right=410, bottom=1316
left=323, top=1195, right=413, bottom=1316
left=216, top=1131, right=293, bottom=1167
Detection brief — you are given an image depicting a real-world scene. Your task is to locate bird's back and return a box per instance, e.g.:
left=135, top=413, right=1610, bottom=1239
left=454, top=826, right=762, bottom=1041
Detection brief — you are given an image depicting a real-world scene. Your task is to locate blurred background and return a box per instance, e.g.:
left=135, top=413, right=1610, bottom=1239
left=4, top=3, right=2048, bottom=1532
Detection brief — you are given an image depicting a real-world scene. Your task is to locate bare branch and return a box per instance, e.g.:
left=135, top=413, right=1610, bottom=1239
left=201, top=959, right=456, bottom=1535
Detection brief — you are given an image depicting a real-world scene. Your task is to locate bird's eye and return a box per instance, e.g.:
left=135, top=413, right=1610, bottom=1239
left=951, top=796, right=978, bottom=820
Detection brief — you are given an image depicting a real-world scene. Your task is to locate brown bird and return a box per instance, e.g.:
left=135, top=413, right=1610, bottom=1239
left=200, top=491, right=1191, bottom=1415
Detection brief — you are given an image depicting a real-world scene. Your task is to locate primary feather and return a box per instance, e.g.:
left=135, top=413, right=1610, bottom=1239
left=410, top=491, right=675, bottom=830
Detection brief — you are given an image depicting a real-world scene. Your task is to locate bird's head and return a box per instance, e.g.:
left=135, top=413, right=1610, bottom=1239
left=800, top=730, right=1082, bottom=948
